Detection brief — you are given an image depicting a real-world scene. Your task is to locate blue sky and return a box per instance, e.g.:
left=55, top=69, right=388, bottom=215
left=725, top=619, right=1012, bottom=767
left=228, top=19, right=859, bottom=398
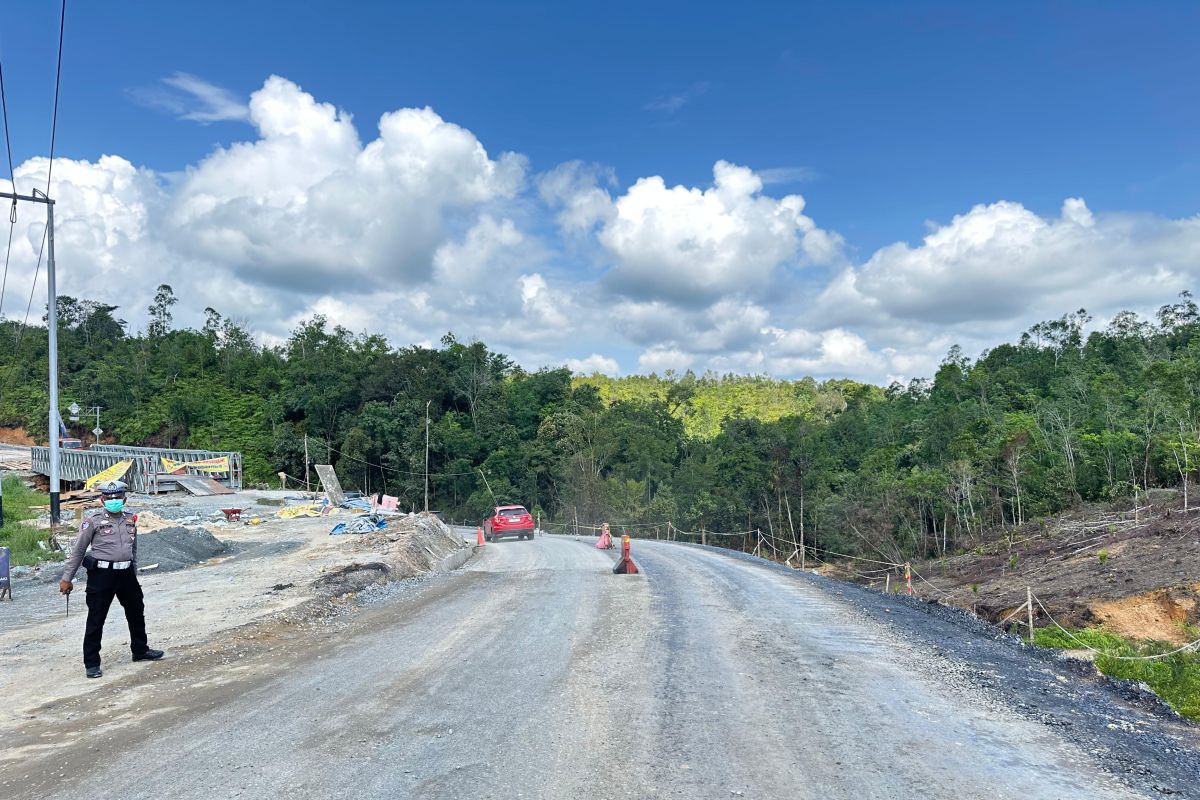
left=2, top=2, right=1199, bottom=380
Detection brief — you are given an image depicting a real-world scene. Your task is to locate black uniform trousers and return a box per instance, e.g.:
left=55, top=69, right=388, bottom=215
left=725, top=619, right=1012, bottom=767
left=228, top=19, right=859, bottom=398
left=83, top=568, right=148, bottom=668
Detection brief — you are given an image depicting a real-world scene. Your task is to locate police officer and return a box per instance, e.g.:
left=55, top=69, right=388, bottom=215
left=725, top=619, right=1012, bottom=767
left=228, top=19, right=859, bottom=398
left=59, top=480, right=163, bottom=678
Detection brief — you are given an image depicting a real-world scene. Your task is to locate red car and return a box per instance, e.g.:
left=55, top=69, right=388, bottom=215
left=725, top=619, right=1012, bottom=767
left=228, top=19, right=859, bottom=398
left=483, top=505, right=535, bottom=541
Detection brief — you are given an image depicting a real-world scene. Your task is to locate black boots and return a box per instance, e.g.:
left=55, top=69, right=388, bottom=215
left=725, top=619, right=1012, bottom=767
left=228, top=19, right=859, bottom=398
left=85, top=648, right=163, bottom=677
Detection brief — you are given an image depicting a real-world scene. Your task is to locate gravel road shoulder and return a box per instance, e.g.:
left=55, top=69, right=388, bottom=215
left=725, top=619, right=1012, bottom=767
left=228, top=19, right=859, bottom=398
left=670, top=540, right=1200, bottom=796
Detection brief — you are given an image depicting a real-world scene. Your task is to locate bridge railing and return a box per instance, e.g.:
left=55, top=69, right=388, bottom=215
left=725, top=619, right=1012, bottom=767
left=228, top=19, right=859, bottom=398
left=88, top=445, right=243, bottom=490
left=30, top=448, right=159, bottom=494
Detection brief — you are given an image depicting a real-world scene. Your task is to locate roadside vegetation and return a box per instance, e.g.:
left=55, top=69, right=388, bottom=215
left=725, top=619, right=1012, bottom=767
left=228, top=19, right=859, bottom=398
left=3, top=286, right=1200, bottom=568
left=1034, top=626, right=1200, bottom=721
left=0, top=475, right=51, bottom=566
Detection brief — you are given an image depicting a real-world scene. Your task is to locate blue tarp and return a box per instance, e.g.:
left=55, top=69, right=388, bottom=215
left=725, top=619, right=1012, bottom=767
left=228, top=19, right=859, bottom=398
left=329, top=514, right=388, bottom=535
left=0, top=546, right=10, bottom=596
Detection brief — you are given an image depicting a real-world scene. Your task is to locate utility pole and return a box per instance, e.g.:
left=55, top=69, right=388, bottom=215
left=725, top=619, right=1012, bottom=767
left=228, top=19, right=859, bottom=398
left=424, top=399, right=431, bottom=512
left=44, top=190, right=60, bottom=524
left=2, top=189, right=61, bottom=523
left=303, top=433, right=311, bottom=492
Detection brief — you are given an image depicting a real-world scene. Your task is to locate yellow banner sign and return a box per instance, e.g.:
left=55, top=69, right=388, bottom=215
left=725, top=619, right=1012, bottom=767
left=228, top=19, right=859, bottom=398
left=85, top=460, right=133, bottom=490
left=161, top=456, right=231, bottom=474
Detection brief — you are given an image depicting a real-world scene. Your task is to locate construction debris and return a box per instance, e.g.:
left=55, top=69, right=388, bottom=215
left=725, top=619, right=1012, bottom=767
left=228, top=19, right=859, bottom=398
left=330, top=514, right=388, bottom=535
left=277, top=503, right=327, bottom=519
left=175, top=476, right=235, bottom=496
left=313, top=562, right=391, bottom=596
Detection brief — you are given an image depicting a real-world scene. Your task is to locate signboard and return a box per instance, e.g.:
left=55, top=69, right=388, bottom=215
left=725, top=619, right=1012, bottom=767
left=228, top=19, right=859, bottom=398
left=0, top=546, right=11, bottom=600
left=84, top=459, right=134, bottom=489
left=160, top=456, right=231, bottom=475
left=314, top=464, right=345, bottom=506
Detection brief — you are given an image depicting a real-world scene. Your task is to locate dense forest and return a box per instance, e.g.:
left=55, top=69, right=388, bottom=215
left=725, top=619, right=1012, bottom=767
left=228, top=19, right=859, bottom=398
left=2, top=285, right=1200, bottom=562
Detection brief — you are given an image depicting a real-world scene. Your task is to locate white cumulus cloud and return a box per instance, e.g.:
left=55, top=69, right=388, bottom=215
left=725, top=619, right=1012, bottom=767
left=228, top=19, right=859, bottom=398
left=597, top=161, right=843, bottom=306
left=566, top=354, right=620, bottom=376
left=820, top=198, right=1200, bottom=327
left=5, top=72, right=1199, bottom=388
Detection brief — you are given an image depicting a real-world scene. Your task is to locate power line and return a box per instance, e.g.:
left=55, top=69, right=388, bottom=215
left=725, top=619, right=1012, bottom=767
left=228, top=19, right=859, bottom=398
left=0, top=49, right=14, bottom=185
left=47, top=0, right=65, bottom=191
left=0, top=209, right=13, bottom=320
left=0, top=0, right=66, bottom=404
left=326, top=445, right=475, bottom=478
left=22, top=0, right=67, bottom=327
left=0, top=42, right=17, bottom=319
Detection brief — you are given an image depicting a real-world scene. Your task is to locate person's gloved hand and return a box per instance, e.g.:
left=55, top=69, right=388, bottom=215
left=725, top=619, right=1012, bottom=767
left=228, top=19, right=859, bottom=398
left=59, top=580, right=73, bottom=594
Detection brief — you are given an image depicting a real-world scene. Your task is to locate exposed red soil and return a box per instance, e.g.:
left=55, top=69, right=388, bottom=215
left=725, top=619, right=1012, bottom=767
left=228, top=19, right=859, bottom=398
left=0, top=425, right=35, bottom=445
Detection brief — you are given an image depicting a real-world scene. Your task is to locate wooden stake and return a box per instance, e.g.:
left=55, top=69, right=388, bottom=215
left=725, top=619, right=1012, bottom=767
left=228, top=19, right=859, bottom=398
left=1027, top=586, right=1035, bottom=644
left=784, top=489, right=802, bottom=570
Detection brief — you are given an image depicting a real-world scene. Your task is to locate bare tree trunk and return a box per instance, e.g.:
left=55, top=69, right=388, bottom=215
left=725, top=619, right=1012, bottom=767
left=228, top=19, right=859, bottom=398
left=1008, top=454, right=1024, bottom=527
left=784, top=488, right=801, bottom=568
left=762, top=495, right=776, bottom=558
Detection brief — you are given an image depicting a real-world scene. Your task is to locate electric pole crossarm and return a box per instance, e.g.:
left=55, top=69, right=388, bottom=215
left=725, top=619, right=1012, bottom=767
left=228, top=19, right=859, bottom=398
left=0, top=190, right=54, bottom=205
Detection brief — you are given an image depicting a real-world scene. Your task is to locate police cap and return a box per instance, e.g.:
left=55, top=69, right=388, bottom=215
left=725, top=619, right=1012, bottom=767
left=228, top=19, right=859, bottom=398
left=97, top=479, right=128, bottom=496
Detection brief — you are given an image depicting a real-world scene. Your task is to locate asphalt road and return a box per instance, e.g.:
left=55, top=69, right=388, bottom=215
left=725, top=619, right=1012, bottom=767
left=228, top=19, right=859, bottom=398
left=9, top=532, right=1197, bottom=799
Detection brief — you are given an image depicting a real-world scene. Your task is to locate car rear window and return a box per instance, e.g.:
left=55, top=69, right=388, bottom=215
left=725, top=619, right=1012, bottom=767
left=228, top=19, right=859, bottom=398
left=499, top=507, right=528, bottom=516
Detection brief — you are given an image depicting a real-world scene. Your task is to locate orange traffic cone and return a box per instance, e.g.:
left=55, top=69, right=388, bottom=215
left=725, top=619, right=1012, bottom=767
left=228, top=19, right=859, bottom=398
left=613, top=534, right=639, bottom=574
left=477, top=527, right=485, bottom=547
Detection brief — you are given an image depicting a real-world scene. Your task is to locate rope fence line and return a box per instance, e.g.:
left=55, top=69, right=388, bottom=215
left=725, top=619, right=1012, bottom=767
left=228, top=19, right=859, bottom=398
left=545, top=514, right=942, bottom=589
left=669, top=523, right=757, bottom=537
left=539, top=515, right=960, bottom=598
left=906, top=564, right=955, bottom=599
left=807, top=546, right=902, bottom=569
left=542, top=514, right=1198, bottom=665
left=1032, top=593, right=1200, bottom=662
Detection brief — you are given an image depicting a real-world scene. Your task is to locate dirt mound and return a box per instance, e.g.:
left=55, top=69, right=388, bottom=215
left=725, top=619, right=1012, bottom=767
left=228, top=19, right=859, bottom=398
left=138, top=526, right=230, bottom=572
left=0, top=425, right=35, bottom=445
left=827, top=496, right=1200, bottom=644
left=335, top=512, right=466, bottom=582
left=1090, top=585, right=1200, bottom=643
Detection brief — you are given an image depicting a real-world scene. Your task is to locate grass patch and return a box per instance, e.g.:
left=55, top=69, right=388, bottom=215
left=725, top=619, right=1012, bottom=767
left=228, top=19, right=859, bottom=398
left=1034, top=626, right=1200, bottom=721
left=0, top=475, right=56, bottom=566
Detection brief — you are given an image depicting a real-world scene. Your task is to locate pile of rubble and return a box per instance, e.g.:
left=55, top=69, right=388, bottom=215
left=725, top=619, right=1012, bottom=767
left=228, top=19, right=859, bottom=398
left=138, top=526, right=230, bottom=572
left=351, top=512, right=465, bottom=573
left=310, top=513, right=467, bottom=595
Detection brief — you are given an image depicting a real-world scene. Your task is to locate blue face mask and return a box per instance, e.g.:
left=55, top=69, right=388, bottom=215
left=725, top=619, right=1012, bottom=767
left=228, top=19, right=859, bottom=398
left=103, top=498, right=126, bottom=514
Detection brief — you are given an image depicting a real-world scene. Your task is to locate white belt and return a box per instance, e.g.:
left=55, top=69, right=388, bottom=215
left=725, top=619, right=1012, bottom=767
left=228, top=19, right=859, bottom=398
left=96, top=560, right=132, bottom=570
